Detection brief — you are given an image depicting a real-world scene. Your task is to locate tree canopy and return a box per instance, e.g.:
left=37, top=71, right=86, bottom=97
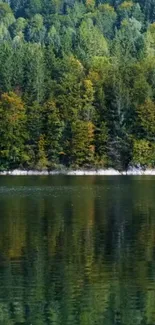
left=0, top=0, right=155, bottom=170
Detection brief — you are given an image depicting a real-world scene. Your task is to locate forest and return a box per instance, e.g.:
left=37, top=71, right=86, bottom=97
left=0, top=0, right=155, bottom=171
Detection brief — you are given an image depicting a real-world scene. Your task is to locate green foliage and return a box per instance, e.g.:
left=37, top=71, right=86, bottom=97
left=0, top=2, right=13, bottom=19
left=70, top=120, right=95, bottom=167
left=96, top=4, right=117, bottom=38
left=78, top=18, right=108, bottom=60
left=26, top=13, right=46, bottom=42
left=136, top=99, right=155, bottom=138
left=26, top=101, right=42, bottom=167
left=132, top=139, right=155, bottom=167
left=94, top=121, right=109, bottom=167
left=43, top=100, right=64, bottom=167
left=0, top=0, right=154, bottom=170
left=0, top=92, right=26, bottom=169
left=24, top=43, right=45, bottom=103
left=36, top=134, right=48, bottom=170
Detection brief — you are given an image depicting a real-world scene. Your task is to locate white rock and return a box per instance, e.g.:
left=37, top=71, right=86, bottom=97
left=0, top=168, right=155, bottom=176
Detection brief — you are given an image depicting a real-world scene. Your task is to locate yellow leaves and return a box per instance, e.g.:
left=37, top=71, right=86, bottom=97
left=91, top=56, right=110, bottom=71
left=0, top=149, right=9, bottom=158
left=148, top=22, right=155, bottom=36
left=71, top=120, right=95, bottom=166
left=98, top=4, right=115, bottom=13
left=68, top=55, right=84, bottom=73
left=83, top=79, right=94, bottom=102
left=44, top=99, right=56, bottom=112
left=87, top=121, right=94, bottom=139
left=134, top=139, right=151, bottom=155
left=121, top=18, right=129, bottom=27
left=88, top=71, right=100, bottom=84
left=133, top=139, right=155, bottom=166
left=1, top=92, right=24, bottom=111
left=84, top=79, right=93, bottom=90
left=86, top=0, right=95, bottom=10
left=90, top=145, right=95, bottom=153
left=38, top=134, right=46, bottom=149
left=0, top=92, right=25, bottom=124
left=119, top=1, right=134, bottom=10
left=137, top=99, right=155, bottom=135
left=59, top=151, right=66, bottom=155
left=87, top=121, right=95, bottom=153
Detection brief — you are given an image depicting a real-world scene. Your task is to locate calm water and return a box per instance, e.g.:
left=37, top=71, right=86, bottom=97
left=0, top=176, right=155, bottom=325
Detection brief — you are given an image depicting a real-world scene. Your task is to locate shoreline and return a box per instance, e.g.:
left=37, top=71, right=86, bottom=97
left=0, top=168, right=155, bottom=176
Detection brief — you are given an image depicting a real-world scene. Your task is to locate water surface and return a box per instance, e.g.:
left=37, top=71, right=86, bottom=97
left=0, top=176, right=155, bottom=325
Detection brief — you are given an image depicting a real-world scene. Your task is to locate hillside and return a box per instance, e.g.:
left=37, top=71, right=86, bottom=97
left=0, top=0, right=155, bottom=170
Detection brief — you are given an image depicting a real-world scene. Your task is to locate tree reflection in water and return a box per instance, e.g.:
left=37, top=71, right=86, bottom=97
left=0, top=176, right=154, bottom=325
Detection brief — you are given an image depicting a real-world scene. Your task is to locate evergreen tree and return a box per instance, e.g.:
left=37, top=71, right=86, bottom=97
left=0, top=0, right=154, bottom=169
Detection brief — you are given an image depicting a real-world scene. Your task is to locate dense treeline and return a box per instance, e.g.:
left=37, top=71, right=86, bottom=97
left=0, top=0, right=155, bottom=170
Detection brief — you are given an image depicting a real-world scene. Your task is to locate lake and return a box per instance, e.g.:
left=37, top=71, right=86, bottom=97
left=0, top=176, right=155, bottom=325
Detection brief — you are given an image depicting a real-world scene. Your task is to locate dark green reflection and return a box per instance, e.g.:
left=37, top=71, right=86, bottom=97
left=0, top=176, right=155, bottom=325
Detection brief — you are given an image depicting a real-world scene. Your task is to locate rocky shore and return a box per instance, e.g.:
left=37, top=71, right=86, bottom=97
left=0, top=168, right=155, bottom=176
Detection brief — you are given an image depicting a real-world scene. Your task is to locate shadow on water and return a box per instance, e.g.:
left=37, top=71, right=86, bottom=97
left=0, top=176, right=155, bottom=324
